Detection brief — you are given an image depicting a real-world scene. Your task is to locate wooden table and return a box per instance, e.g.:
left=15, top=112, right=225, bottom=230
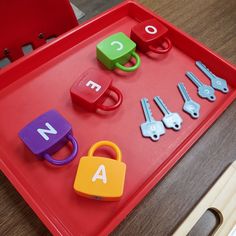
left=1, top=0, right=236, bottom=235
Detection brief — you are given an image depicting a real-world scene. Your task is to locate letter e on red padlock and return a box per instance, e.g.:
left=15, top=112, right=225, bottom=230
left=70, top=68, right=123, bottom=111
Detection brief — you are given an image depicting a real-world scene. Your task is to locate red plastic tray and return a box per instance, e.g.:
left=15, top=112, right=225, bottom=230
left=0, top=1, right=236, bottom=235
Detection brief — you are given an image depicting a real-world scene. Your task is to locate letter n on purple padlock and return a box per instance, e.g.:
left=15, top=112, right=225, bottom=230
left=70, top=68, right=123, bottom=112
left=19, top=110, right=78, bottom=166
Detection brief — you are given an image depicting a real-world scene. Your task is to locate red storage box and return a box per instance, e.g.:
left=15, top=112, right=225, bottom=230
left=0, top=0, right=78, bottom=62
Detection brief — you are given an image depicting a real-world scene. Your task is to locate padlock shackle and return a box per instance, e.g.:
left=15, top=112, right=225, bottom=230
left=115, top=51, right=141, bottom=72
left=96, top=86, right=123, bottom=111
left=88, top=141, right=122, bottom=162
left=43, top=134, right=78, bottom=166
left=149, top=37, right=172, bottom=54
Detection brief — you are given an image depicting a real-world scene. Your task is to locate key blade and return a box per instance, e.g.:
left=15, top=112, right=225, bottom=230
left=141, top=98, right=154, bottom=122
left=153, top=96, right=170, bottom=115
left=186, top=72, right=203, bottom=88
left=178, top=82, right=191, bottom=102
left=196, top=61, right=215, bottom=80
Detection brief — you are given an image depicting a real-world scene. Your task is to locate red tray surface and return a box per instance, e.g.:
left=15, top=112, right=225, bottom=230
left=0, top=1, right=236, bottom=235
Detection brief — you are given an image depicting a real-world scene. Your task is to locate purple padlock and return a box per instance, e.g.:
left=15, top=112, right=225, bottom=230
left=19, top=110, right=78, bottom=166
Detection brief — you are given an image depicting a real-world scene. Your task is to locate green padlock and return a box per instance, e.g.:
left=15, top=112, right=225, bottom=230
left=96, top=32, right=141, bottom=72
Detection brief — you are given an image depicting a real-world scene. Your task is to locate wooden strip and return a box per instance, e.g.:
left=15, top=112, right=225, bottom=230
left=173, top=161, right=236, bottom=236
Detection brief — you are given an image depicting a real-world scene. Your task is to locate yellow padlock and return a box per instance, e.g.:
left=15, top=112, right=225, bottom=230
left=73, top=141, right=126, bottom=201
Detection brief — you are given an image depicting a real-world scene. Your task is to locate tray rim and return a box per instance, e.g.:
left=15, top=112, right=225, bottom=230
left=1, top=1, right=236, bottom=235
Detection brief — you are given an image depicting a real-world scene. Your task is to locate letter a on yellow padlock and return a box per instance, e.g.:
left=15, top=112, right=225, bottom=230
left=73, top=141, right=126, bottom=201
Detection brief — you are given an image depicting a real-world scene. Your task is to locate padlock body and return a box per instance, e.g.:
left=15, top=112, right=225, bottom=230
left=19, top=110, right=72, bottom=156
left=70, top=68, right=112, bottom=111
left=74, top=156, right=126, bottom=201
left=96, top=32, right=136, bottom=70
left=131, top=19, right=168, bottom=52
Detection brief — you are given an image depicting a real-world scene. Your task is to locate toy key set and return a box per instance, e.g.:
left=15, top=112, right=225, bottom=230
left=19, top=18, right=229, bottom=202
left=140, top=60, right=229, bottom=141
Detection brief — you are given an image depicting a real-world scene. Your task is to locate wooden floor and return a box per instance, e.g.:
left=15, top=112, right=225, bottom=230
left=1, top=0, right=236, bottom=235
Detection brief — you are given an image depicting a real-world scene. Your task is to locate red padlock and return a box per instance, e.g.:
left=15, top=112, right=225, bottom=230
left=70, top=68, right=123, bottom=111
left=131, top=19, right=172, bottom=54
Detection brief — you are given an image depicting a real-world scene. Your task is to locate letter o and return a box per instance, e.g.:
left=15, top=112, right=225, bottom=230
left=145, top=25, right=157, bottom=35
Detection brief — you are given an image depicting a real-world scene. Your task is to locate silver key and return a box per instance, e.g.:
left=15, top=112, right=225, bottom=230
left=140, top=98, right=165, bottom=141
left=186, top=72, right=216, bottom=102
left=178, top=82, right=200, bottom=119
left=154, top=96, right=183, bottom=131
left=196, top=61, right=229, bottom=93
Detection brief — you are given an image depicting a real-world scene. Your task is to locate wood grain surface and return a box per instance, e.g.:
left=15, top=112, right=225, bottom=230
left=1, top=0, right=236, bottom=235
left=173, top=161, right=236, bottom=236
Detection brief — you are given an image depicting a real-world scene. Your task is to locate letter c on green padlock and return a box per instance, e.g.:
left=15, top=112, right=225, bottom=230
left=96, top=32, right=141, bottom=72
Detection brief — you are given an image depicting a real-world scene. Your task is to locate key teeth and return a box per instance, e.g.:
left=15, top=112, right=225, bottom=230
left=186, top=72, right=202, bottom=87
left=178, top=82, right=191, bottom=101
left=146, top=99, right=153, bottom=116
left=154, top=96, right=170, bottom=115
left=141, top=98, right=154, bottom=122
left=142, top=98, right=150, bottom=107
left=149, top=109, right=153, bottom=118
